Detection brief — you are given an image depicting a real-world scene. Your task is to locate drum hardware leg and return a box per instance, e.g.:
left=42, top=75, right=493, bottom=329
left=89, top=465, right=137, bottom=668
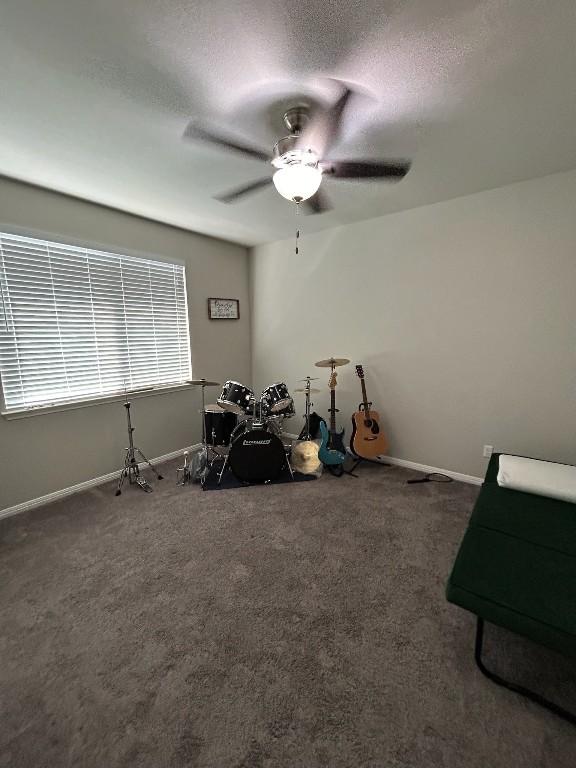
left=133, top=447, right=163, bottom=481
left=203, top=445, right=225, bottom=487
left=177, top=450, right=190, bottom=485
left=285, top=454, right=295, bottom=481
left=116, top=456, right=129, bottom=495
left=217, top=453, right=230, bottom=485
left=200, top=446, right=211, bottom=488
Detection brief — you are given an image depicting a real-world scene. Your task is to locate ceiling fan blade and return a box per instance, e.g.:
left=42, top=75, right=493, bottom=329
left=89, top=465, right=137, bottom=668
left=303, top=188, right=332, bottom=215
left=215, top=177, right=272, bottom=204
left=296, top=84, right=354, bottom=157
left=323, top=159, right=411, bottom=180
left=183, top=121, right=271, bottom=163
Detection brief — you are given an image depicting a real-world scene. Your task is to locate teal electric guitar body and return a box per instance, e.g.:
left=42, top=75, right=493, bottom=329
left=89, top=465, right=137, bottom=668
left=318, top=421, right=346, bottom=465
left=318, top=371, right=347, bottom=466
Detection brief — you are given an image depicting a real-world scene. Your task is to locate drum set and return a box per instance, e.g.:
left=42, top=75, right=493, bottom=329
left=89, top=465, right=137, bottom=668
left=182, top=378, right=297, bottom=486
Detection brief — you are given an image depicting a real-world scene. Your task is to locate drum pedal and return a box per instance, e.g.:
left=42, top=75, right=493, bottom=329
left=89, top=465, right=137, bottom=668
left=135, top=476, right=153, bottom=493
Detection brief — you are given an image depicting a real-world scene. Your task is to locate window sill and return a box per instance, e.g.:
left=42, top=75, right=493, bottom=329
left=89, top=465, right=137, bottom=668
left=1, top=383, right=193, bottom=420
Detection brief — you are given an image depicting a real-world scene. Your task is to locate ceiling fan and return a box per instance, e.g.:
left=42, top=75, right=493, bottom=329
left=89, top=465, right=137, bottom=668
left=183, top=83, right=411, bottom=214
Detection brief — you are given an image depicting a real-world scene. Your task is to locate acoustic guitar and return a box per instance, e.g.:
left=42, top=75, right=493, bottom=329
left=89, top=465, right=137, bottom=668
left=350, top=365, right=388, bottom=459
left=318, top=371, right=347, bottom=466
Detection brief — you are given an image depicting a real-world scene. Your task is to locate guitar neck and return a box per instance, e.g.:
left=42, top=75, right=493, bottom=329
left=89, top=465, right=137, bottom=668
left=330, top=388, right=336, bottom=432
left=360, top=378, right=370, bottom=414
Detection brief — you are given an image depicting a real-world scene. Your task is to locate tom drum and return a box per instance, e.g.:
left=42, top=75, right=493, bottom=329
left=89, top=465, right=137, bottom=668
left=217, top=380, right=254, bottom=415
left=261, top=382, right=293, bottom=415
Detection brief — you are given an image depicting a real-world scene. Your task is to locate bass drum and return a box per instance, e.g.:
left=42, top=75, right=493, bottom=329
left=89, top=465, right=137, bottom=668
left=228, top=428, right=286, bottom=483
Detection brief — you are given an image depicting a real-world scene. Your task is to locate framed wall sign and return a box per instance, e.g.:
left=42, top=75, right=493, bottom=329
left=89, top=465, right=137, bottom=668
left=208, top=298, right=240, bottom=320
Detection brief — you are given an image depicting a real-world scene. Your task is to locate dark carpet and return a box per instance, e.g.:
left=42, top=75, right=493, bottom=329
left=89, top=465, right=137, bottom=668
left=0, top=460, right=574, bottom=767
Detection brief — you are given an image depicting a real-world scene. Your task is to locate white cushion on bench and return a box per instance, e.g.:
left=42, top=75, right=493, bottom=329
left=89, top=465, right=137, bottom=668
left=497, top=454, right=576, bottom=504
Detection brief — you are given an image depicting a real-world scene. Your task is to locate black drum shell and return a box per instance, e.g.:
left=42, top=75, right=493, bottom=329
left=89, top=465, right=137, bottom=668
left=261, top=382, right=292, bottom=414
left=204, top=408, right=237, bottom=446
left=269, top=399, right=295, bottom=419
left=217, top=380, right=254, bottom=415
left=229, top=428, right=286, bottom=483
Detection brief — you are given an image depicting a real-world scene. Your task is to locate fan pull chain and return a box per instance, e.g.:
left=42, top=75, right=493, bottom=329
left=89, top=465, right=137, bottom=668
left=295, top=201, right=300, bottom=255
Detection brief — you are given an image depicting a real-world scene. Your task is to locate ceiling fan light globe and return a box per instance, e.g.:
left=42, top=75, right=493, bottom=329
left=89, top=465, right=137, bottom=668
left=272, top=165, right=322, bottom=202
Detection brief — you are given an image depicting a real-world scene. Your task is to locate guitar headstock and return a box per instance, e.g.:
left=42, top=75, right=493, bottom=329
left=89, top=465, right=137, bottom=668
left=328, top=371, right=338, bottom=390
left=356, top=364, right=365, bottom=379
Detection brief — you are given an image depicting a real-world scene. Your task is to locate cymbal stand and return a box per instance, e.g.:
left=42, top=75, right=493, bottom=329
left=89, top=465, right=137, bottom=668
left=177, top=381, right=210, bottom=485
left=116, top=394, right=163, bottom=495
left=200, top=382, right=220, bottom=486
left=302, top=378, right=313, bottom=440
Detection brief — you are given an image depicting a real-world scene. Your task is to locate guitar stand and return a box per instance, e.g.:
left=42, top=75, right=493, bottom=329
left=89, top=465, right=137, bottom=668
left=326, top=457, right=372, bottom=478
left=327, top=464, right=347, bottom=478
left=345, top=456, right=390, bottom=477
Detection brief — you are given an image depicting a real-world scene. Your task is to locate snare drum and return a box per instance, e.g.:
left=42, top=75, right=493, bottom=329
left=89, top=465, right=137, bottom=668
left=261, top=382, right=292, bottom=414
left=204, top=405, right=237, bottom=447
left=217, top=380, right=254, bottom=415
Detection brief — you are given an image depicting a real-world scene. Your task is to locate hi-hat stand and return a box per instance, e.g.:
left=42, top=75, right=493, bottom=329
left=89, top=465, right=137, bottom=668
left=116, top=395, right=163, bottom=495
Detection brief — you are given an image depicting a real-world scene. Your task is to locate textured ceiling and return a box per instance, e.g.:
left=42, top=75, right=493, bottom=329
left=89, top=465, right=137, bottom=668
left=1, top=0, right=576, bottom=246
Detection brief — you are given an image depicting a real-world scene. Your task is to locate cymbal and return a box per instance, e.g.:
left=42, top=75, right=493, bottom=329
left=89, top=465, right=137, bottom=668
left=298, top=377, right=319, bottom=381
left=293, top=387, right=321, bottom=394
left=314, top=357, right=350, bottom=368
left=188, top=379, right=221, bottom=387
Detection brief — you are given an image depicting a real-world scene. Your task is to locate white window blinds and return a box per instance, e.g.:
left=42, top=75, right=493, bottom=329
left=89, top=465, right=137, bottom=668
left=0, top=232, right=192, bottom=413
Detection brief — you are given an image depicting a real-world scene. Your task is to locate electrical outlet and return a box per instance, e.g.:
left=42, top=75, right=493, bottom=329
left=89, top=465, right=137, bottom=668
left=483, top=445, right=493, bottom=458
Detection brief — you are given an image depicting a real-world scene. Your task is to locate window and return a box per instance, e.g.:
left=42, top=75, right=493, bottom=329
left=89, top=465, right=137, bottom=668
left=0, top=232, right=192, bottom=413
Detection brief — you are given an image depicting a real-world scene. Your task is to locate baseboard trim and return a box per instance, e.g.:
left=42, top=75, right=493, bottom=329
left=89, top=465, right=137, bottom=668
left=383, top=456, right=482, bottom=486
left=0, top=444, right=201, bottom=521
left=1, top=441, right=483, bottom=522
left=284, top=433, right=482, bottom=486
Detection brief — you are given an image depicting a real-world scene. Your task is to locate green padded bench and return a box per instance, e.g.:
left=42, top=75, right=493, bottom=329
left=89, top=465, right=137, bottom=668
left=446, top=453, right=576, bottom=724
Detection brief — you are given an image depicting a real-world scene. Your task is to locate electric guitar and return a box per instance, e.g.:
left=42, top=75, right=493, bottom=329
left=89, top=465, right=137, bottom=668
left=318, top=371, right=347, bottom=465
left=350, top=365, right=388, bottom=459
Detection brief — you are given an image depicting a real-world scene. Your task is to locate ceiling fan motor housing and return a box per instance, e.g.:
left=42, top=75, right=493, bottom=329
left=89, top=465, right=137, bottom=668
left=272, top=105, right=319, bottom=169
left=272, top=140, right=318, bottom=169
left=282, top=105, right=310, bottom=134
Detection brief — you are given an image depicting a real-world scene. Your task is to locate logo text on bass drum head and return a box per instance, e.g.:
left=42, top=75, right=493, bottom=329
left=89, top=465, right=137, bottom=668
left=243, top=439, right=272, bottom=446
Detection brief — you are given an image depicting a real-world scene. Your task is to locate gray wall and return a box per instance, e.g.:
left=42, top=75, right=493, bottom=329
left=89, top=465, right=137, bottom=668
left=250, top=169, right=576, bottom=478
left=0, top=178, right=251, bottom=509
